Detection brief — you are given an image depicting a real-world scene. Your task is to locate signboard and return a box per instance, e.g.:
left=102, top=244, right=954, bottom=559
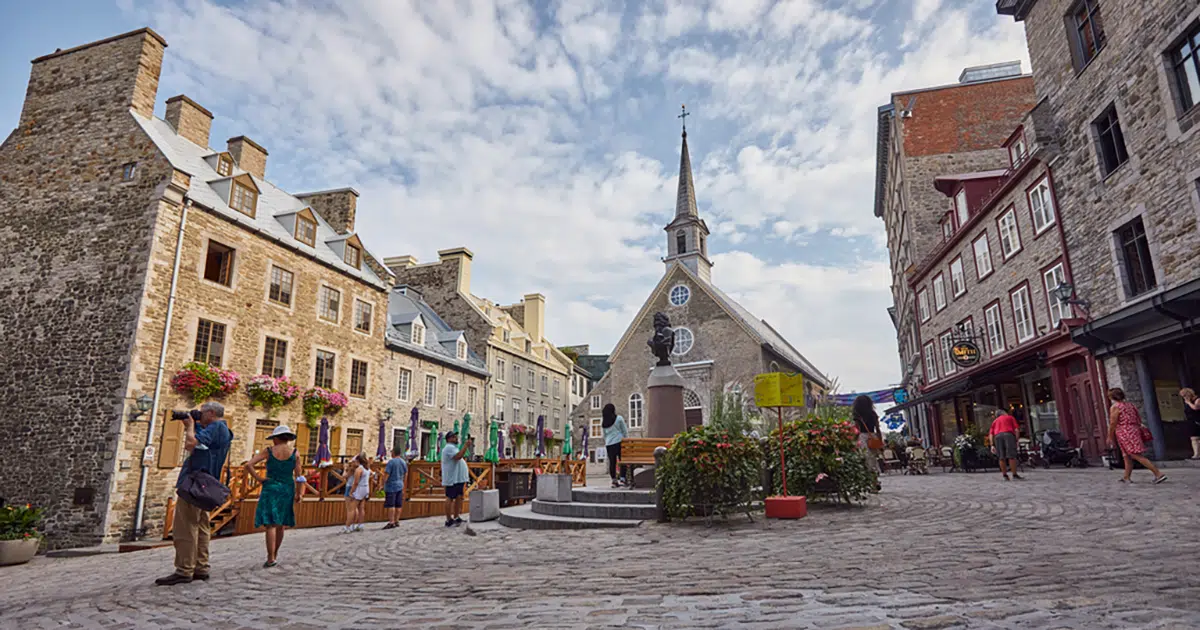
left=754, top=372, right=806, bottom=408
left=892, top=388, right=908, bottom=405
left=950, top=340, right=981, bottom=368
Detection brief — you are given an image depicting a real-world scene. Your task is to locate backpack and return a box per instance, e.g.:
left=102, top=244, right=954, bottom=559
left=177, top=470, right=231, bottom=511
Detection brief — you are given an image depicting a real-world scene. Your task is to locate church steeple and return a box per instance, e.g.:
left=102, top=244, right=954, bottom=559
left=665, top=104, right=712, bottom=282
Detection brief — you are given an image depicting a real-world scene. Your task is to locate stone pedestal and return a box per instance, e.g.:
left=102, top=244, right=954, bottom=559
left=647, top=364, right=686, bottom=438
left=536, top=473, right=573, bottom=502
left=469, top=489, right=501, bottom=522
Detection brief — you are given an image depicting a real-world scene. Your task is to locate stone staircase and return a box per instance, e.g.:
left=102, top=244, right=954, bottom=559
left=498, top=487, right=656, bottom=530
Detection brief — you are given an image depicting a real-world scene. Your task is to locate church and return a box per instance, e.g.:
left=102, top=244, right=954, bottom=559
left=569, top=118, right=831, bottom=442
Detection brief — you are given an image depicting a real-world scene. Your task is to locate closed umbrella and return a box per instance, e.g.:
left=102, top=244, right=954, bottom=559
left=535, top=415, right=545, bottom=457
left=460, top=413, right=471, bottom=448
left=484, top=417, right=499, bottom=463
left=580, top=424, right=588, bottom=460
left=406, top=408, right=420, bottom=458
left=497, top=429, right=506, bottom=460
left=315, top=417, right=332, bottom=467
left=376, top=418, right=388, bottom=460
left=562, top=421, right=573, bottom=457
left=436, top=431, right=446, bottom=462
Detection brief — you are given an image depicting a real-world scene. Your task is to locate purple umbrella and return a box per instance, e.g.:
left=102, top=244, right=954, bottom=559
left=581, top=425, right=589, bottom=460
left=498, top=430, right=505, bottom=460
left=407, top=407, right=419, bottom=458
left=316, top=417, right=332, bottom=467
left=376, top=418, right=387, bottom=460
left=536, top=415, right=545, bottom=457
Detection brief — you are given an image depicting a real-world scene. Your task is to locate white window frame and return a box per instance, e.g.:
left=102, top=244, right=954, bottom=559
left=933, top=274, right=947, bottom=311
left=918, top=289, right=930, bottom=322
left=512, top=399, right=521, bottom=422
left=669, top=284, right=691, bottom=306
left=954, top=189, right=969, bottom=227
left=447, top=381, right=459, bottom=411
left=998, top=208, right=1022, bottom=259
left=456, top=339, right=467, bottom=360
left=985, top=303, right=1005, bottom=357
left=590, top=395, right=601, bottom=410
left=553, top=378, right=560, bottom=399
left=628, top=393, right=645, bottom=429
left=468, top=386, right=477, bottom=414
left=1009, top=135, right=1027, bottom=166
left=923, top=341, right=938, bottom=382
left=949, top=258, right=966, bottom=298
left=672, top=327, right=695, bottom=355
left=1043, top=263, right=1069, bottom=328
left=411, top=320, right=425, bottom=346
left=527, top=368, right=536, bottom=391
left=1011, top=286, right=1035, bottom=343
left=973, top=234, right=993, bottom=280
left=1028, top=178, right=1057, bottom=235
left=590, top=417, right=603, bottom=438
left=424, top=374, right=437, bottom=407
left=939, top=332, right=956, bottom=376
left=496, top=358, right=506, bottom=383
left=494, top=394, right=505, bottom=422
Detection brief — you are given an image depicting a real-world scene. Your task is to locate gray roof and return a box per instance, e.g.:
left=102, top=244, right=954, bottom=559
left=132, top=112, right=387, bottom=288
left=386, top=288, right=489, bottom=377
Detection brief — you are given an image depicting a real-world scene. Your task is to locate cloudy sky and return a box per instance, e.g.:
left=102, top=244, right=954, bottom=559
left=1, top=0, right=1029, bottom=392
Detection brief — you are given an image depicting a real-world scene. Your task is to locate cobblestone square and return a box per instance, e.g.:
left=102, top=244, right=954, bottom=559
left=5, top=468, right=1200, bottom=628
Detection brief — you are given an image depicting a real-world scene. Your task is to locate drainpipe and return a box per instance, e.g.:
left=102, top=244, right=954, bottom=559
left=133, top=198, right=191, bottom=539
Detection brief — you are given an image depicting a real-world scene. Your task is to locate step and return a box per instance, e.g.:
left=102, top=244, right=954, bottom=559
left=571, top=488, right=656, bottom=505
left=531, top=499, right=658, bottom=520
left=498, top=504, right=643, bottom=530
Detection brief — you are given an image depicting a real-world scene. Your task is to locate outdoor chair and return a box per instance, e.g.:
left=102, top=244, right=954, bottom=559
left=904, top=446, right=928, bottom=475
left=939, top=446, right=955, bottom=472
left=880, top=448, right=901, bottom=473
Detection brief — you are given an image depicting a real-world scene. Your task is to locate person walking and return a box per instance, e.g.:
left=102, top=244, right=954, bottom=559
left=988, top=410, right=1023, bottom=481
left=601, top=403, right=628, bottom=488
left=1107, top=388, right=1167, bottom=484
left=342, top=454, right=370, bottom=533
left=245, top=425, right=302, bottom=567
left=1181, top=388, right=1200, bottom=460
left=851, top=395, right=882, bottom=475
left=156, top=402, right=233, bottom=586
left=382, top=446, right=409, bottom=529
left=441, top=431, right=473, bottom=527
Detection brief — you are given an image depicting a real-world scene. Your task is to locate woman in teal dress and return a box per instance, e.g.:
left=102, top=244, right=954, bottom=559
left=246, top=425, right=303, bottom=568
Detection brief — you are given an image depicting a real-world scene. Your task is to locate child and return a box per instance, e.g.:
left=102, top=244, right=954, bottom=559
left=341, top=457, right=366, bottom=533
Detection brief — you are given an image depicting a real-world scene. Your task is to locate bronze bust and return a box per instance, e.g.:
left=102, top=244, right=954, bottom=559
left=648, top=312, right=675, bottom=366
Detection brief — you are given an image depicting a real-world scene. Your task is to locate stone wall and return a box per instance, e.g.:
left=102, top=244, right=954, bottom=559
left=0, top=29, right=171, bottom=548
left=298, top=188, right=357, bottom=236
left=380, top=347, right=488, bottom=446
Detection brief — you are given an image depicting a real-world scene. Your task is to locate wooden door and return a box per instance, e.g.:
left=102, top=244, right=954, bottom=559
left=1063, top=357, right=1103, bottom=461
left=346, top=429, right=364, bottom=458
left=296, top=424, right=313, bottom=462
left=253, top=420, right=277, bottom=452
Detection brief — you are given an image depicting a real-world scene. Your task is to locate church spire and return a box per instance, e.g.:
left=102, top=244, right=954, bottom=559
left=675, top=105, right=698, bottom=219
left=665, top=104, right=711, bottom=282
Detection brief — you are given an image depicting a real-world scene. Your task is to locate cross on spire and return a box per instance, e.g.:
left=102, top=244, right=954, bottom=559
left=679, top=104, right=690, bottom=135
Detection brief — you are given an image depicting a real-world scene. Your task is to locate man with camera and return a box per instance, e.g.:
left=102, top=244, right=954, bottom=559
left=156, top=402, right=234, bottom=586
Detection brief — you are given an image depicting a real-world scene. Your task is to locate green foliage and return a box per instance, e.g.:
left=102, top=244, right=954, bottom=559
left=0, top=504, right=43, bottom=541
left=559, top=347, right=580, bottom=363
left=768, top=407, right=879, bottom=504
left=707, top=390, right=760, bottom=435
left=658, top=424, right=762, bottom=520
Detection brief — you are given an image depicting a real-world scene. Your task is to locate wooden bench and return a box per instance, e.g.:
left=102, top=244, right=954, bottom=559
left=619, top=438, right=671, bottom=466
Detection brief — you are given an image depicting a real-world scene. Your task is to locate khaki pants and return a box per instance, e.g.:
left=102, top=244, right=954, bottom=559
left=172, top=498, right=212, bottom=578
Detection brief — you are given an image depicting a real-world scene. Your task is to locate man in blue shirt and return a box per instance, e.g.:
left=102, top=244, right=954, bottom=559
left=441, top=431, right=473, bottom=527
left=157, top=402, right=234, bottom=586
left=382, top=446, right=410, bottom=530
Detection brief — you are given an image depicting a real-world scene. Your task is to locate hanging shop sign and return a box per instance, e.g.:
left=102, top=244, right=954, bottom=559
left=892, top=388, right=908, bottom=404
left=950, top=340, right=981, bottom=367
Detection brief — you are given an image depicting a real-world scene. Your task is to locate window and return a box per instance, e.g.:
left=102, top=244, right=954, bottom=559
left=949, top=258, right=966, bottom=298
left=349, top=359, right=369, bottom=398
left=1009, top=135, right=1028, bottom=166
left=496, top=358, right=506, bottom=382
left=553, top=378, right=560, bottom=398
left=318, top=286, right=341, bottom=323
left=203, top=240, right=235, bottom=286
left=918, top=290, right=930, bottom=322
left=525, top=340, right=532, bottom=353
left=629, top=393, right=645, bottom=428
left=512, top=399, right=521, bottom=422
left=939, top=333, right=955, bottom=376
left=502, top=329, right=511, bottom=343
left=553, top=409, right=561, bottom=428
left=262, top=336, right=287, bottom=377
left=295, top=215, right=317, bottom=246
left=495, top=395, right=505, bottom=422
left=985, top=304, right=1005, bottom=356
left=231, top=182, right=257, bottom=216
left=268, top=266, right=293, bottom=306
left=973, top=235, right=993, bottom=279
left=591, top=418, right=603, bottom=438
left=998, top=208, right=1022, bottom=258
left=216, top=155, right=233, bottom=177
left=541, top=374, right=548, bottom=394
left=1011, top=286, right=1035, bottom=342
left=424, top=375, right=437, bottom=406
left=513, top=365, right=521, bottom=388
left=456, top=339, right=467, bottom=360
left=676, top=230, right=687, bottom=254
left=572, top=377, right=578, bottom=396
left=672, top=327, right=694, bottom=355
left=954, top=189, right=969, bottom=227
left=353, top=300, right=373, bottom=334
left=345, top=429, right=363, bottom=457
left=193, top=319, right=226, bottom=366
left=669, top=285, right=690, bottom=306
left=591, top=395, right=601, bottom=410
left=344, top=244, right=361, bottom=269
left=468, top=387, right=477, bottom=414
left=941, top=219, right=953, bottom=241
left=121, top=162, right=137, bottom=181
left=528, top=368, right=535, bottom=391
left=410, top=320, right=425, bottom=345
left=932, top=274, right=947, bottom=311
left=543, top=348, right=549, bottom=360
left=1094, top=105, right=1128, bottom=176
left=527, top=404, right=535, bottom=425
left=1116, top=217, right=1157, bottom=297
left=314, top=350, right=336, bottom=388
left=397, top=368, right=412, bottom=401
left=1069, top=0, right=1106, bottom=69
left=1028, top=179, right=1056, bottom=234
left=1043, top=263, right=1069, bottom=327
left=1172, top=23, right=1200, bottom=112
left=447, top=381, right=459, bottom=410
left=923, top=341, right=938, bottom=382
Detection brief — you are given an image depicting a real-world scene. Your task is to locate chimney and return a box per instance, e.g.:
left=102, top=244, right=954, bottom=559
left=227, top=136, right=268, bottom=179
left=523, top=293, right=546, bottom=344
left=437, top=247, right=474, bottom=296
left=296, top=188, right=358, bottom=234
left=383, top=255, right=418, bottom=273
left=22, top=28, right=167, bottom=128
left=165, top=95, right=212, bottom=147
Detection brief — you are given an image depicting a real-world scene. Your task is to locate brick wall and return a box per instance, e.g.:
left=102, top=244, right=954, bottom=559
left=897, top=77, right=1037, bottom=157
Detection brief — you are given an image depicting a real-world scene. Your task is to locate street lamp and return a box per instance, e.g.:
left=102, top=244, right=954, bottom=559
left=129, top=394, right=153, bottom=421
left=381, top=407, right=394, bottom=421
left=1052, top=282, right=1091, bottom=312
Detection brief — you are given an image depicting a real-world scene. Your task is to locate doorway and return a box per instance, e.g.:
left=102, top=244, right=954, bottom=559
left=1063, top=357, right=1104, bottom=460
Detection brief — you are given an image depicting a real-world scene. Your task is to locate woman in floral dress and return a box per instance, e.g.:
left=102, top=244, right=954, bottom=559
left=1107, top=388, right=1167, bottom=484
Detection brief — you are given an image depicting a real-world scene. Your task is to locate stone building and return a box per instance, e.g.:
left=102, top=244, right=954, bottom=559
left=997, top=0, right=1200, bottom=459
left=0, top=29, right=485, bottom=547
left=385, top=250, right=574, bottom=456
left=570, top=125, right=830, bottom=455
left=873, top=63, right=1037, bottom=440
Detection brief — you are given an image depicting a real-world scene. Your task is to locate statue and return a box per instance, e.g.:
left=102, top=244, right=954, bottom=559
left=648, top=312, right=675, bottom=366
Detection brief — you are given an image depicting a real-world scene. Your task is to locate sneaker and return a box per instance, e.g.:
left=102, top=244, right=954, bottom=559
left=381, top=523, right=396, bottom=530
left=340, top=526, right=351, bottom=534
left=1154, top=474, right=1169, bottom=484
left=1012, top=473, right=1024, bottom=480
left=453, top=517, right=464, bottom=525
left=262, top=561, right=277, bottom=568
left=445, top=519, right=455, bottom=527
left=155, top=573, right=192, bottom=586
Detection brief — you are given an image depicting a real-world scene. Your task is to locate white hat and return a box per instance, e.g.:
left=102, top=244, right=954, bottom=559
left=269, top=425, right=297, bottom=441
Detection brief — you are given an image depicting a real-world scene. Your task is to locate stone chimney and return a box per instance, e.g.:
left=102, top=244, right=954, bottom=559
left=227, top=136, right=268, bottom=179
left=165, top=95, right=212, bottom=147
left=22, top=28, right=166, bottom=128
left=438, top=248, right=474, bottom=296
left=523, top=293, right=546, bottom=344
left=296, top=188, right=358, bottom=234
left=383, top=255, right=418, bottom=273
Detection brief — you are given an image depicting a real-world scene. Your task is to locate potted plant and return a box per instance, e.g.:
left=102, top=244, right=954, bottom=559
left=246, top=375, right=301, bottom=416
left=170, top=362, right=241, bottom=405
left=301, top=387, right=348, bottom=428
left=0, top=504, right=43, bottom=566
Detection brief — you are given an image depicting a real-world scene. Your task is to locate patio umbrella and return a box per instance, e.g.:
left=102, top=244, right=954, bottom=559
left=460, top=413, right=472, bottom=448
left=453, top=418, right=461, bottom=439
left=562, top=421, right=573, bottom=457
left=535, top=415, right=545, bottom=457
left=436, top=431, right=446, bottom=462
left=376, top=418, right=387, bottom=460
left=497, top=429, right=505, bottom=460
left=484, top=418, right=499, bottom=463
left=580, top=424, right=588, bottom=460
left=315, top=417, right=332, bottom=467
left=406, top=408, right=420, bottom=459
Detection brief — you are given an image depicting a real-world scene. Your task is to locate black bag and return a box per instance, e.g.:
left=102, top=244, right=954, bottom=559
left=1105, top=448, right=1146, bottom=470
left=177, top=470, right=230, bottom=511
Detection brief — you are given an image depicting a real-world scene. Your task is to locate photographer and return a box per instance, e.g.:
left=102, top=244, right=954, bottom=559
left=156, top=402, right=234, bottom=586
left=440, top=432, right=474, bottom=527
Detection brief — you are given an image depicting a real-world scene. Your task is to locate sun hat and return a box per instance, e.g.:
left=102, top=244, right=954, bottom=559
left=269, top=425, right=297, bottom=441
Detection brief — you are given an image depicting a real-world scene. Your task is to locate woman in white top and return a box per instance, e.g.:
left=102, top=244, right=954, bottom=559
left=602, top=404, right=629, bottom=488
left=342, top=454, right=371, bottom=533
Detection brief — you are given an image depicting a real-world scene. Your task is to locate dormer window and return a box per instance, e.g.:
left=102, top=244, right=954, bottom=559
left=296, top=215, right=317, bottom=246
left=457, top=339, right=467, bottom=360
left=231, top=181, right=257, bottom=217
left=954, top=189, right=968, bottom=227
left=216, top=154, right=233, bottom=177
left=1009, top=136, right=1028, bottom=166
left=525, top=340, right=532, bottom=353
left=502, top=329, right=511, bottom=343
left=411, top=320, right=425, bottom=346
left=344, top=244, right=362, bottom=269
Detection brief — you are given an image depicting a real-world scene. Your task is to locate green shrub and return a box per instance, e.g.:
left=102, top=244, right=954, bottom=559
left=767, top=406, right=879, bottom=504
left=658, top=424, right=762, bottom=520
left=0, top=504, right=44, bottom=541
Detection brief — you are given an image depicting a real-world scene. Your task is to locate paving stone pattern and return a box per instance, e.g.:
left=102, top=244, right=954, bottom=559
left=5, top=469, right=1200, bottom=629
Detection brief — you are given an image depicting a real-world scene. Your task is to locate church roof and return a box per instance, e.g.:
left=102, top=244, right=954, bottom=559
left=675, top=129, right=698, bottom=219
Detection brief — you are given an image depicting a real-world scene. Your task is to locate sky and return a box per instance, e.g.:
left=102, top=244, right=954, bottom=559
left=0, top=0, right=1030, bottom=393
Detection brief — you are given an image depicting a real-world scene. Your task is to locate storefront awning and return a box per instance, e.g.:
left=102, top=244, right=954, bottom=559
left=1072, top=278, right=1200, bottom=357
left=884, top=337, right=1056, bottom=414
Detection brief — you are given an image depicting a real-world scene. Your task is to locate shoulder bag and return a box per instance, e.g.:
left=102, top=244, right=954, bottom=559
left=178, top=470, right=231, bottom=511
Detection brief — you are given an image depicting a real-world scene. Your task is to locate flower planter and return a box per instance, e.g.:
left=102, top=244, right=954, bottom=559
left=0, top=538, right=39, bottom=566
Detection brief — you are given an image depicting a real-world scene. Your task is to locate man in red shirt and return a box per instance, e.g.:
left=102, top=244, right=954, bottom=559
left=989, top=410, right=1024, bottom=480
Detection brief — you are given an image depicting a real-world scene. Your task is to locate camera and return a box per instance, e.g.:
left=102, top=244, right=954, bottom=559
left=171, top=409, right=202, bottom=421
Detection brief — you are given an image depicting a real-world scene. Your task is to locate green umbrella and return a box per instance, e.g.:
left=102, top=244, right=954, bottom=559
left=562, top=421, right=573, bottom=456
left=485, top=417, right=500, bottom=463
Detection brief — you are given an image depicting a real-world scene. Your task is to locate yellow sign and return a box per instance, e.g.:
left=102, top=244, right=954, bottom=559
left=754, top=372, right=806, bottom=408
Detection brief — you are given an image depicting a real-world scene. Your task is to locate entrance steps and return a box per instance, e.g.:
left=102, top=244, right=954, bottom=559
left=498, top=487, right=656, bottom=530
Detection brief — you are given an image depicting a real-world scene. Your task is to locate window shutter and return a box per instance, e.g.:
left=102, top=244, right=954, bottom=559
left=157, top=413, right=186, bottom=468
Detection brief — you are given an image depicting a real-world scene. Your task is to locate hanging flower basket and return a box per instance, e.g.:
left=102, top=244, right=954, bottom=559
left=170, top=362, right=241, bottom=405
left=542, top=428, right=554, bottom=440
left=246, top=375, right=301, bottom=416
left=302, top=387, right=348, bottom=429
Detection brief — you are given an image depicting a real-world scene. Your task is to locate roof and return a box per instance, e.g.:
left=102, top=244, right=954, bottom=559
left=674, top=130, right=698, bottom=219
left=932, top=169, right=1008, bottom=195
left=132, top=112, right=386, bottom=288
left=386, top=288, right=489, bottom=377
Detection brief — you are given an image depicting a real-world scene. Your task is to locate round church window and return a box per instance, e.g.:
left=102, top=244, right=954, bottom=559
left=672, top=327, right=694, bottom=356
left=669, top=284, right=690, bottom=306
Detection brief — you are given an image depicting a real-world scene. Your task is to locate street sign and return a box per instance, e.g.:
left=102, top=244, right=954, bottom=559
left=754, top=372, right=806, bottom=408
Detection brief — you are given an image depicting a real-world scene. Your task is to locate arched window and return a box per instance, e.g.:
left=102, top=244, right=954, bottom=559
left=769, top=361, right=780, bottom=372
left=683, top=390, right=702, bottom=408
left=628, top=393, right=644, bottom=428
left=676, top=230, right=687, bottom=254
left=672, top=327, right=694, bottom=355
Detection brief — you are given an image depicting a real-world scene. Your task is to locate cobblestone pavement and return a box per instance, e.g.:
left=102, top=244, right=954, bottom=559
left=5, top=467, right=1200, bottom=629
